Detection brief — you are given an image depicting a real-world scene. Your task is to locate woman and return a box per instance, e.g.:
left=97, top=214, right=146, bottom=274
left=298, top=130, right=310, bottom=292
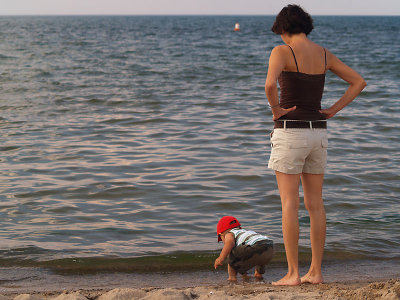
left=265, top=5, right=366, bottom=286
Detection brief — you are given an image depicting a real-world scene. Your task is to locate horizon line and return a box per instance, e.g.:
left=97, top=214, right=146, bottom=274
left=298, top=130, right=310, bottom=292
left=0, top=13, right=399, bottom=17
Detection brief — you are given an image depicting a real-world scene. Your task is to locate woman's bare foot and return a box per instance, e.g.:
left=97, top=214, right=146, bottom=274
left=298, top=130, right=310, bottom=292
left=301, top=272, right=323, bottom=284
left=272, top=274, right=301, bottom=286
left=227, top=277, right=237, bottom=283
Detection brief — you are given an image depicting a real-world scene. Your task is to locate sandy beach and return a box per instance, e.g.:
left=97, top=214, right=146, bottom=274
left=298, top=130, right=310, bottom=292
left=0, top=279, right=399, bottom=300
left=1, top=259, right=399, bottom=299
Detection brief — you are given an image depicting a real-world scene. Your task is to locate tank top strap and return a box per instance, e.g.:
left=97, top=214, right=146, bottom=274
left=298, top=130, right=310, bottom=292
left=287, top=45, right=299, bottom=72
left=324, top=48, right=327, bottom=71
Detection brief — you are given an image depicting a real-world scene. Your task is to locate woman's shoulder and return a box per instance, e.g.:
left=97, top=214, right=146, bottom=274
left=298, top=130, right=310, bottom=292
left=270, top=44, right=292, bottom=61
left=307, top=42, right=335, bottom=69
left=322, top=48, right=338, bottom=70
left=271, top=44, right=290, bottom=53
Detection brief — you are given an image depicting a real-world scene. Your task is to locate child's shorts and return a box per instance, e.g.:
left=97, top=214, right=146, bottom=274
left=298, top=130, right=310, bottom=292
left=228, top=240, right=274, bottom=274
left=268, top=128, right=328, bottom=174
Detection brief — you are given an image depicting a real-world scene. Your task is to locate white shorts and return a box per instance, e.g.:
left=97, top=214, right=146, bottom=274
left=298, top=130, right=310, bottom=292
left=268, top=129, right=328, bottom=174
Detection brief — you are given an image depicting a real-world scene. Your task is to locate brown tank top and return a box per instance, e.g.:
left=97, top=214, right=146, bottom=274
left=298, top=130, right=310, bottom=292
left=278, top=45, right=327, bottom=121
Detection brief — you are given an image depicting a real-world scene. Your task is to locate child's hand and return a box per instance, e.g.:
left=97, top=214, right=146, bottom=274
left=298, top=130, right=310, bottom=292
left=214, top=257, right=224, bottom=269
left=214, top=233, right=235, bottom=270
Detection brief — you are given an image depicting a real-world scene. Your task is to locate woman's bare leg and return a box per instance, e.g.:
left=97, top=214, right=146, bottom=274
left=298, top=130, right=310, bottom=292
left=301, top=172, right=325, bottom=284
left=272, top=171, right=302, bottom=286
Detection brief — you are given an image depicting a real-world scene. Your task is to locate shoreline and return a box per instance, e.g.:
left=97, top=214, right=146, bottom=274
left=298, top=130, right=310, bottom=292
left=0, top=259, right=399, bottom=299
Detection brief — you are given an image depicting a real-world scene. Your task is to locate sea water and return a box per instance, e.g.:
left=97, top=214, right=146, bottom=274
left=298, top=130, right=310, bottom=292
left=0, top=16, right=399, bottom=274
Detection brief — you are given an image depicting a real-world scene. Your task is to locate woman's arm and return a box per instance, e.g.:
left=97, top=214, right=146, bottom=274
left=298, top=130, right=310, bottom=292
left=320, top=50, right=367, bottom=119
left=265, top=46, right=296, bottom=120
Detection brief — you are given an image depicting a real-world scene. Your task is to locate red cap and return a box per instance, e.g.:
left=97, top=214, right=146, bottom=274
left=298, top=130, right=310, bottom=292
left=217, top=216, right=241, bottom=242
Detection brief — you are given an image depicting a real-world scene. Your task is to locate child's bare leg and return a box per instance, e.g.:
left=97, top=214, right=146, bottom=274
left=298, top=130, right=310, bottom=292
left=227, top=264, right=237, bottom=281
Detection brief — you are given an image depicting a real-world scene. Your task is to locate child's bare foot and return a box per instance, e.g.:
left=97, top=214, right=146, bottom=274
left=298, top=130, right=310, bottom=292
left=227, top=264, right=237, bottom=283
left=241, top=273, right=250, bottom=282
left=254, top=270, right=263, bottom=281
left=272, top=274, right=301, bottom=286
left=301, top=272, right=323, bottom=284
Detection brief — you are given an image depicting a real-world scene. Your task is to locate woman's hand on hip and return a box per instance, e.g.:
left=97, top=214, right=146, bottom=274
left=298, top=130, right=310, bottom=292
left=272, top=106, right=296, bottom=121
left=319, top=107, right=337, bottom=119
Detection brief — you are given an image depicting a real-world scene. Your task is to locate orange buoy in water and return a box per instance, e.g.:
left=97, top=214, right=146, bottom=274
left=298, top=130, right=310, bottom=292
left=234, top=23, right=240, bottom=31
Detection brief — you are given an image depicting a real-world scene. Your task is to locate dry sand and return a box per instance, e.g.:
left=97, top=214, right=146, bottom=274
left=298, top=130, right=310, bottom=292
left=0, top=279, right=399, bottom=300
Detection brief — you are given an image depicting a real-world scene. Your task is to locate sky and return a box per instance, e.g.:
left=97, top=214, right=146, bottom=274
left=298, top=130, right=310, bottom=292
left=0, top=0, right=399, bottom=16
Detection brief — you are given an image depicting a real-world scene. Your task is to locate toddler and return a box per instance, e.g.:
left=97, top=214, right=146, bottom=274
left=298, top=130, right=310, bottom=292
left=214, top=216, right=274, bottom=281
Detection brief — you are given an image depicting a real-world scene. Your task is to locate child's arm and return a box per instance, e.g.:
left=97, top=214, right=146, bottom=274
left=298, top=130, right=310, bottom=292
left=214, top=233, right=235, bottom=269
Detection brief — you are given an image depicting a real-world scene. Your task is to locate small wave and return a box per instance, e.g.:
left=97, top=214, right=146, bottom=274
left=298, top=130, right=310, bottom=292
left=0, top=146, right=20, bottom=152
left=86, top=185, right=144, bottom=199
left=100, top=117, right=175, bottom=125
left=87, top=98, right=107, bottom=105
left=0, top=54, right=16, bottom=59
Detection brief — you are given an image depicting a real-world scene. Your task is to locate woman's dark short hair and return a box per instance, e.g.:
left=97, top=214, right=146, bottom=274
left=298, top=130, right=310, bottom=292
left=271, top=5, right=314, bottom=36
